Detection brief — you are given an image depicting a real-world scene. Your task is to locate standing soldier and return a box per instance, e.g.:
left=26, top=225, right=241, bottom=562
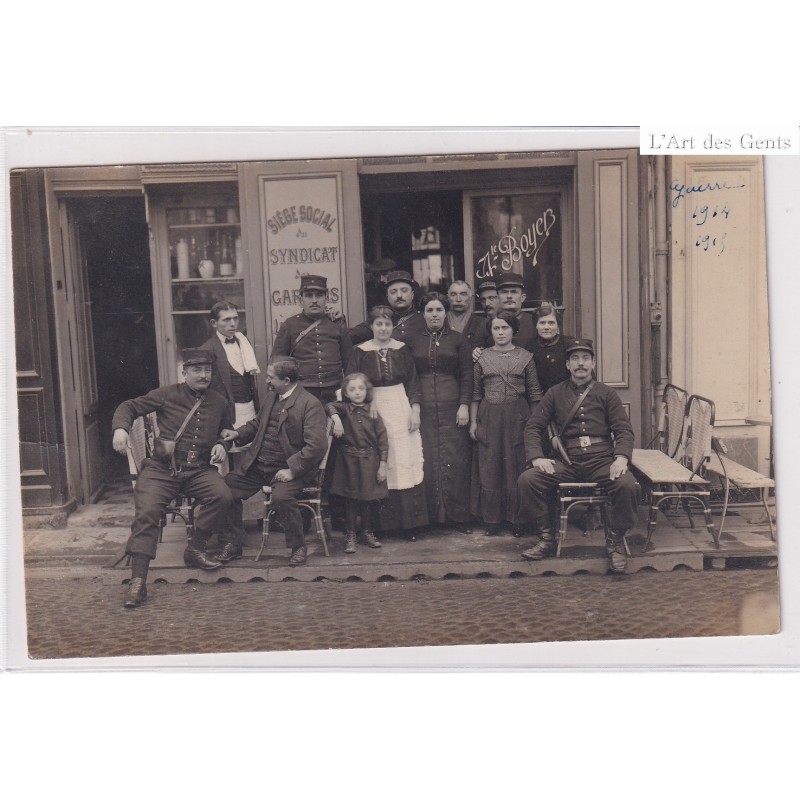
left=494, top=272, right=537, bottom=351
left=271, top=274, right=353, bottom=406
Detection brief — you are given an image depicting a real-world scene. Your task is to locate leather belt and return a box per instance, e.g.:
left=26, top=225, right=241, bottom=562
left=342, top=444, right=374, bottom=458
left=565, top=435, right=611, bottom=448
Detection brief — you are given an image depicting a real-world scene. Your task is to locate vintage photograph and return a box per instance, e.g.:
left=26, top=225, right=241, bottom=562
left=8, top=130, right=779, bottom=664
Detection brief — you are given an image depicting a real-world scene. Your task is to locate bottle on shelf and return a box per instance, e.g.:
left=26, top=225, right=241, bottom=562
left=189, top=236, right=199, bottom=271
left=219, top=233, right=234, bottom=276
left=176, top=237, right=190, bottom=279
left=235, top=235, right=243, bottom=276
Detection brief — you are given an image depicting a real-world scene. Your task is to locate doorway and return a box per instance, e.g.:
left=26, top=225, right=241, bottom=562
left=71, top=197, right=158, bottom=484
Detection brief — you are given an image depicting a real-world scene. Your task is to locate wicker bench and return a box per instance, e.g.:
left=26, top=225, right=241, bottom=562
left=706, top=451, right=775, bottom=539
left=630, top=448, right=719, bottom=553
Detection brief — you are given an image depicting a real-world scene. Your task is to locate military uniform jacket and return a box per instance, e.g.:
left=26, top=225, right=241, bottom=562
left=511, top=312, right=537, bottom=352
left=272, top=313, right=353, bottom=388
left=199, top=334, right=260, bottom=414
left=112, top=383, right=233, bottom=464
left=349, top=309, right=426, bottom=345
left=523, top=379, right=635, bottom=463
left=233, top=386, right=328, bottom=480
left=460, top=313, right=491, bottom=349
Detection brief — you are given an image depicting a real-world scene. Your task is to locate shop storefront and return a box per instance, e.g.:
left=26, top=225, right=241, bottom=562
left=11, top=149, right=771, bottom=523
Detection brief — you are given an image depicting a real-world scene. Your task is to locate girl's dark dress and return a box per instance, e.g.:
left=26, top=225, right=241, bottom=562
left=324, top=401, right=389, bottom=502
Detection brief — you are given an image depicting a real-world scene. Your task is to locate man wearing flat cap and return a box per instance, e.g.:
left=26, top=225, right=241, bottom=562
left=494, top=272, right=537, bottom=352
left=111, top=348, right=235, bottom=608
left=349, top=269, right=427, bottom=345
left=271, top=274, right=353, bottom=406
left=516, top=338, right=638, bottom=573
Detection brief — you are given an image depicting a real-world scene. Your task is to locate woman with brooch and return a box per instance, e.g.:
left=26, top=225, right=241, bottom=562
left=406, top=292, right=474, bottom=534
left=346, top=305, right=429, bottom=540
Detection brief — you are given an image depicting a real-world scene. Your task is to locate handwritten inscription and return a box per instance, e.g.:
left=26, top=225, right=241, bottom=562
left=692, top=203, right=730, bottom=226
left=695, top=233, right=726, bottom=256
left=670, top=180, right=745, bottom=208
left=476, top=207, right=557, bottom=280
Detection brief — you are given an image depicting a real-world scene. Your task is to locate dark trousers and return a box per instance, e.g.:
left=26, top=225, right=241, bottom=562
left=344, top=498, right=379, bottom=531
left=303, top=385, right=339, bottom=405
left=224, top=466, right=307, bottom=550
left=517, top=451, right=639, bottom=532
left=126, top=460, right=232, bottom=559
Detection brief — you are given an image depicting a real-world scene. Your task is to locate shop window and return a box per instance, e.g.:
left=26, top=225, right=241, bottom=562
left=467, top=191, right=563, bottom=308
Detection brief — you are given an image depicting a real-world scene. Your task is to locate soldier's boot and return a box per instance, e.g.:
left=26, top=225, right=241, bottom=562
left=124, top=578, right=147, bottom=609
left=358, top=528, right=382, bottom=548
left=521, top=518, right=556, bottom=561
left=605, top=529, right=629, bottom=574
left=344, top=529, right=357, bottom=554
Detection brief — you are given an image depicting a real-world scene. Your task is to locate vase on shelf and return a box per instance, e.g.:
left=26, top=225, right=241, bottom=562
left=198, top=259, right=215, bottom=278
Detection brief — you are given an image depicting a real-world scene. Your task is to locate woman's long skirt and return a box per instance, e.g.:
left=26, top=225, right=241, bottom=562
left=418, top=373, right=472, bottom=524
left=470, top=396, right=530, bottom=525
left=372, top=383, right=428, bottom=531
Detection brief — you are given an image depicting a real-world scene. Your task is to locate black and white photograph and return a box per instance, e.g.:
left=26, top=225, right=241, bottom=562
left=4, top=127, right=784, bottom=666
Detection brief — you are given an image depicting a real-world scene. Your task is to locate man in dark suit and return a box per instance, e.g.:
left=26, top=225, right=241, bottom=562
left=219, top=357, right=328, bottom=565
left=200, top=300, right=260, bottom=428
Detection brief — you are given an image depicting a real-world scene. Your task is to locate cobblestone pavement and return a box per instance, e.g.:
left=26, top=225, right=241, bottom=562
left=23, top=567, right=779, bottom=660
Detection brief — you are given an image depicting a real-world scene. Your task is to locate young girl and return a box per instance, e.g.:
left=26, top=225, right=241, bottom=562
left=325, top=372, right=389, bottom=554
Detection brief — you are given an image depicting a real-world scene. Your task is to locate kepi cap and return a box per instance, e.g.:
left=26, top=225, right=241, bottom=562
left=299, top=274, right=327, bottom=292
left=495, top=272, right=525, bottom=289
left=384, top=270, right=416, bottom=289
left=476, top=278, right=497, bottom=293
left=182, top=348, right=214, bottom=366
left=564, top=337, right=595, bottom=356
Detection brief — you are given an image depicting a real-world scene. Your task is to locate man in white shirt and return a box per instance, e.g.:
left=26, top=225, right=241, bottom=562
left=200, top=300, right=260, bottom=428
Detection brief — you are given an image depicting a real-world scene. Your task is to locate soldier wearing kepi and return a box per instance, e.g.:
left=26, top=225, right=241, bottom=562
left=348, top=270, right=427, bottom=345
left=271, top=274, right=353, bottom=406
left=494, top=272, right=537, bottom=351
left=111, top=348, right=234, bottom=609
left=516, top=338, right=638, bottom=573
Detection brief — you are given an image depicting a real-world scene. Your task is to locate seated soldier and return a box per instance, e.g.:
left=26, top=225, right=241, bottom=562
left=516, top=338, right=638, bottom=573
left=111, top=349, right=234, bottom=609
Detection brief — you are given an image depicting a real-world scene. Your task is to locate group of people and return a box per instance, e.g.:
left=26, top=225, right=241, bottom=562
left=112, top=269, right=638, bottom=609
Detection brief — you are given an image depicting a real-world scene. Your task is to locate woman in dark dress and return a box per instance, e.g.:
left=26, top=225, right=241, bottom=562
left=346, top=305, right=429, bottom=539
left=529, top=302, right=573, bottom=392
left=469, top=311, right=543, bottom=535
left=406, top=292, right=474, bottom=533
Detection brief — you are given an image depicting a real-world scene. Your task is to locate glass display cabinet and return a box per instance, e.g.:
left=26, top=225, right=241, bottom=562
left=146, top=182, right=246, bottom=383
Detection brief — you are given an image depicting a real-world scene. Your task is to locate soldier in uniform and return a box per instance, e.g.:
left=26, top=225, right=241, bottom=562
left=348, top=270, right=427, bottom=345
left=271, top=274, right=353, bottom=406
left=220, top=358, right=328, bottom=566
left=516, top=338, right=638, bottom=573
left=199, top=300, right=260, bottom=428
left=111, top=348, right=234, bottom=609
left=494, top=272, right=537, bottom=351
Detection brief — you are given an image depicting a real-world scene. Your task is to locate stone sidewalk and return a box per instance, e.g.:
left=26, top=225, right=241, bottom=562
left=22, top=479, right=779, bottom=583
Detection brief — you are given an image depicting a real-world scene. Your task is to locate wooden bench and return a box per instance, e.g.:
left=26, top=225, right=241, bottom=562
left=630, top=448, right=720, bottom=553
left=706, top=452, right=775, bottom=539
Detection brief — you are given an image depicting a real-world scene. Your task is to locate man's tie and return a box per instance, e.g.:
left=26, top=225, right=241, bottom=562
left=224, top=337, right=236, bottom=344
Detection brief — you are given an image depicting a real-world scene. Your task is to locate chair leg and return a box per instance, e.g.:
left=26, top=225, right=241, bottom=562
left=256, top=508, right=272, bottom=562
left=761, top=488, right=776, bottom=541
left=718, top=475, right=731, bottom=538
left=557, top=502, right=570, bottom=557
left=701, top=502, right=719, bottom=549
left=312, top=504, right=330, bottom=557
left=643, top=500, right=659, bottom=554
